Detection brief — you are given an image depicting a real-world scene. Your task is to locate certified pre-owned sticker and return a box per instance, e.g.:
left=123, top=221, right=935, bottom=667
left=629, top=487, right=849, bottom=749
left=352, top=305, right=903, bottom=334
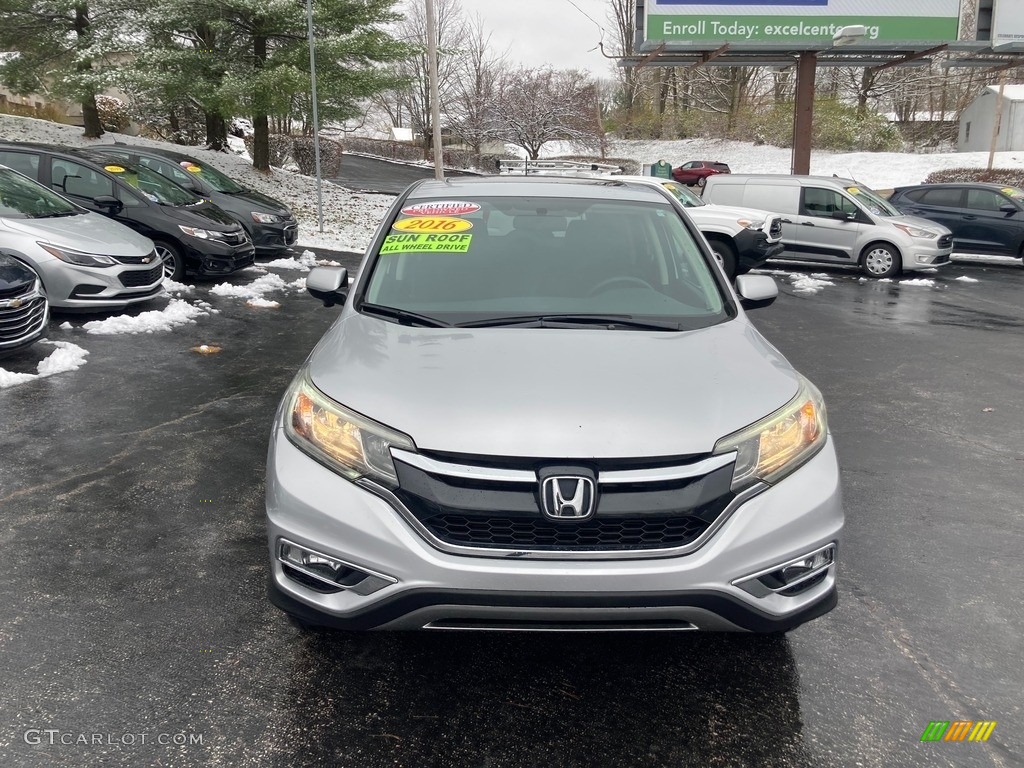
left=393, top=216, right=473, bottom=233
left=380, top=234, right=473, bottom=254
left=401, top=200, right=481, bottom=217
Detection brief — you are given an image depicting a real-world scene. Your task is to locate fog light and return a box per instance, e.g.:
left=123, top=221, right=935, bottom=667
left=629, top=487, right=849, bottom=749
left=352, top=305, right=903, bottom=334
left=733, top=544, right=836, bottom=598
left=277, top=539, right=397, bottom=596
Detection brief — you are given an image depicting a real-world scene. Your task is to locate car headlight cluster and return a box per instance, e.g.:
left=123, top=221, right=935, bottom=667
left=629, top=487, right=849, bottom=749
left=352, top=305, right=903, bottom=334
left=251, top=212, right=285, bottom=224
left=37, top=242, right=116, bottom=268
left=714, top=376, right=827, bottom=491
left=284, top=375, right=415, bottom=486
left=737, top=218, right=765, bottom=231
left=178, top=225, right=225, bottom=240
left=893, top=223, right=939, bottom=239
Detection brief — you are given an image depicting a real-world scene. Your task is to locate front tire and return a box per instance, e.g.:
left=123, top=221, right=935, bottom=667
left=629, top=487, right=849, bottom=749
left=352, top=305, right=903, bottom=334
left=697, top=177, right=707, bottom=189
left=154, top=240, right=185, bottom=282
left=707, top=239, right=738, bottom=279
left=860, top=243, right=901, bottom=278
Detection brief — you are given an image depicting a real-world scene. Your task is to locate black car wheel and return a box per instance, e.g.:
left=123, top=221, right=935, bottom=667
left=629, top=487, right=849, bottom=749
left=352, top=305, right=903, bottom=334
left=154, top=240, right=185, bottom=282
left=708, top=239, right=737, bottom=280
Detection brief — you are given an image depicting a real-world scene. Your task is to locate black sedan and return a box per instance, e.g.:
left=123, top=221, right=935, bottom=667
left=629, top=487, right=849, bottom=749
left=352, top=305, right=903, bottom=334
left=0, top=254, right=48, bottom=358
left=889, top=182, right=1024, bottom=261
left=93, top=144, right=298, bottom=258
left=0, top=143, right=256, bottom=281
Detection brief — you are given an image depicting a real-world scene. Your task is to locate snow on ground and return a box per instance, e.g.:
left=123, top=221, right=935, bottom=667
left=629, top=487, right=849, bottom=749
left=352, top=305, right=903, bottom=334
left=210, top=273, right=289, bottom=302
left=789, top=274, right=835, bottom=295
left=246, top=297, right=281, bottom=309
left=956, top=276, right=981, bottom=283
left=162, top=277, right=194, bottom=295
left=81, top=299, right=210, bottom=335
left=261, top=250, right=338, bottom=272
left=898, top=278, right=937, bottom=287
left=0, top=340, right=89, bottom=389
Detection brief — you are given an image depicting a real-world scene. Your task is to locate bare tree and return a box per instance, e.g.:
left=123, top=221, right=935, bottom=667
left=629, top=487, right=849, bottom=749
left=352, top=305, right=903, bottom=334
left=446, top=13, right=506, bottom=159
left=493, top=67, right=601, bottom=159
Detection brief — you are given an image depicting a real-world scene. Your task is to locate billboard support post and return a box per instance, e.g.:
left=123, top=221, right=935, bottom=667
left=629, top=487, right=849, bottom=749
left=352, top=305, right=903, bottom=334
left=791, top=52, right=817, bottom=175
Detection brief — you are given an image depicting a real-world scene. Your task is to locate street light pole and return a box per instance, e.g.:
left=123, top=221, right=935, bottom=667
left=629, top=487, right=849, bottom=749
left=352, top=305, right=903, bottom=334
left=306, top=0, right=324, bottom=232
left=425, top=0, right=445, bottom=181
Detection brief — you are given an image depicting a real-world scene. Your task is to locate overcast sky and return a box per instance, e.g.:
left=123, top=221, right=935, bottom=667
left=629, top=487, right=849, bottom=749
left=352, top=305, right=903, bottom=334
left=458, top=0, right=617, bottom=76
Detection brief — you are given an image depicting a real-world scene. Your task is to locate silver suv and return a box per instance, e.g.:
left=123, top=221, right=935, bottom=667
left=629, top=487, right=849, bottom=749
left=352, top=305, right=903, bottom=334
left=266, top=177, right=843, bottom=633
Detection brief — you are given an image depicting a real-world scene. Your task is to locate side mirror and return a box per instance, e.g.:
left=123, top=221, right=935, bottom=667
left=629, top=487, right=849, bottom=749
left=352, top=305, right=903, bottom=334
left=93, top=195, right=123, bottom=214
left=734, top=274, right=778, bottom=310
left=831, top=210, right=855, bottom=221
left=306, top=266, right=348, bottom=307
left=1000, top=204, right=1017, bottom=215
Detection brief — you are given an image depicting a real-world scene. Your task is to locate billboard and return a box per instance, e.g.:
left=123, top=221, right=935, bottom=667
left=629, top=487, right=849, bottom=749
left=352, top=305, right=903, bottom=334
left=645, top=0, right=962, bottom=44
left=992, top=0, right=1024, bottom=48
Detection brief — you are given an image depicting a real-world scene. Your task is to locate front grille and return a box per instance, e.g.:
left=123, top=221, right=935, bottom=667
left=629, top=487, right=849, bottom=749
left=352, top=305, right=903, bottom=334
left=426, top=514, right=710, bottom=551
left=391, top=453, right=735, bottom=553
left=111, top=250, right=158, bottom=265
left=937, top=234, right=953, bottom=249
left=284, top=225, right=298, bottom=245
left=118, top=263, right=163, bottom=287
left=0, top=282, right=33, bottom=301
left=220, top=229, right=247, bottom=246
left=0, top=296, right=46, bottom=344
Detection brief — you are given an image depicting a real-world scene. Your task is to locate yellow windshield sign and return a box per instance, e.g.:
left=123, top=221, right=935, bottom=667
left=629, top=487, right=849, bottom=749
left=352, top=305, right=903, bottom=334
left=847, top=187, right=861, bottom=194
left=380, top=234, right=472, bottom=254
left=393, top=216, right=473, bottom=233
left=104, top=165, right=126, bottom=173
left=186, top=164, right=203, bottom=173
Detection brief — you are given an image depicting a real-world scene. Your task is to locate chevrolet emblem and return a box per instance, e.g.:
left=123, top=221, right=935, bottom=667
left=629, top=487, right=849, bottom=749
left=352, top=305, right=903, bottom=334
left=8, top=298, right=22, bottom=308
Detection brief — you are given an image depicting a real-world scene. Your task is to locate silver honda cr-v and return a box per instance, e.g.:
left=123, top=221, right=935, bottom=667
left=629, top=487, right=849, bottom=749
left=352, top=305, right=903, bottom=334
left=266, top=177, right=844, bottom=633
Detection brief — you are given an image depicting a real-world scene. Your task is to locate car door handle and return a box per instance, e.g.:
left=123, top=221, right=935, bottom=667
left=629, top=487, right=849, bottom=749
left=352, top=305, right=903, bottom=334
left=801, top=222, right=816, bottom=227
left=780, top=218, right=793, bottom=224
left=963, top=215, right=978, bottom=220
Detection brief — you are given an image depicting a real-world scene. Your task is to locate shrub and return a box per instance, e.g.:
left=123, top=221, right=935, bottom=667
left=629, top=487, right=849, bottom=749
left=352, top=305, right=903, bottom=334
left=243, top=133, right=293, bottom=167
left=924, top=167, right=1024, bottom=187
left=292, top=136, right=343, bottom=177
left=95, top=95, right=130, bottom=133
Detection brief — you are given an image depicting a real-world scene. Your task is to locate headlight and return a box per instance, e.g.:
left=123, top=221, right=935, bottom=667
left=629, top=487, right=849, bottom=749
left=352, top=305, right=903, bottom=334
left=178, top=225, right=222, bottom=240
left=737, top=218, right=765, bottom=231
left=37, top=242, right=116, bottom=268
left=893, top=223, right=938, bottom=239
left=713, top=376, right=827, bottom=491
left=284, top=376, right=415, bottom=486
left=251, top=212, right=284, bottom=224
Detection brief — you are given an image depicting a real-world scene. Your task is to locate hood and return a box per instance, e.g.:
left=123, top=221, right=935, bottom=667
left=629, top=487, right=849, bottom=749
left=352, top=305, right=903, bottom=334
left=161, top=202, right=239, bottom=230
left=1, top=212, right=153, bottom=256
left=307, top=314, right=800, bottom=458
left=703, top=203, right=775, bottom=222
left=889, top=213, right=953, bottom=235
left=225, top=188, right=291, bottom=215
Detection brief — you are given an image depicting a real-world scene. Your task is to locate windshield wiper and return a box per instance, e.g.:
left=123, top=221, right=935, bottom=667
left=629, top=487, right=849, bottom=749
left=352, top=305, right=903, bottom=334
left=359, top=302, right=450, bottom=328
left=456, top=314, right=683, bottom=331
left=34, top=210, right=81, bottom=218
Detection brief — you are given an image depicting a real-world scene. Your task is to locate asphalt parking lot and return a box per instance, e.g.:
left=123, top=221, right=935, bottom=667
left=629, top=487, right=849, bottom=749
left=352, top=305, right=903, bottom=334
left=1, top=255, right=1022, bottom=768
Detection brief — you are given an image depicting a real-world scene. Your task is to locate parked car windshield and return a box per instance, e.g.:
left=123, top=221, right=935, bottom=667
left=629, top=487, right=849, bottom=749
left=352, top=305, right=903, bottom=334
left=362, top=195, right=730, bottom=331
left=999, top=186, right=1024, bottom=203
left=92, top=159, right=199, bottom=206
left=176, top=160, right=246, bottom=194
left=845, top=185, right=901, bottom=217
left=0, top=167, right=81, bottom=218
left=657, top=181, right=705, bottom=208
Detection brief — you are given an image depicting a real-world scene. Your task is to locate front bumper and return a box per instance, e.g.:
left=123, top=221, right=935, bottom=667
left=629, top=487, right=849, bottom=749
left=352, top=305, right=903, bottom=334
left=265, top=431, right=844, bottom=632
left=31, top=257, right=164, bottom=310
left=251, top=220, right=299, bottom=256
left=734, top=229, right=785, bottom=274
left=183, top=240, right=256, bottom=276
left=903, top=241, right=953, bottom=271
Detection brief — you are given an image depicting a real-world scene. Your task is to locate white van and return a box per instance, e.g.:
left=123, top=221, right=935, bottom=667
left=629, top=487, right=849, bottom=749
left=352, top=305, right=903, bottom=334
left=703, top=175, right=953, bottom=278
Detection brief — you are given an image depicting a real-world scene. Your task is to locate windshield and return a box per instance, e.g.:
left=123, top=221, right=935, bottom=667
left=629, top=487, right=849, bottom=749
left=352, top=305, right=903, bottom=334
left=1000, top=186, right=1024, bottom=203
left=0, top=167, right=81, bottom=218
left=177, top=160, right=245, bottom=194
left=846, top=185, right=901, bottom=217
left=99, top=161, right=199, bottom=206
left=657, top=181, right=705, bottom=208
left=361, top=195, right=730, bottom=331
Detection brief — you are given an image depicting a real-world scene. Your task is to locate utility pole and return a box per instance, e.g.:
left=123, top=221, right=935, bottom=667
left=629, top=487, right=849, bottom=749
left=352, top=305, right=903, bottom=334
left=425, top=0, right=445, bottom=181
left=306, top=0, right=324, bottom=232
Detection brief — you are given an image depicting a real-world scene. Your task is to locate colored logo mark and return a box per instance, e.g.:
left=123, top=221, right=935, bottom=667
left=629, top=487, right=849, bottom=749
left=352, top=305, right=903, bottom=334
left=920, top=721, right=997, bottom=742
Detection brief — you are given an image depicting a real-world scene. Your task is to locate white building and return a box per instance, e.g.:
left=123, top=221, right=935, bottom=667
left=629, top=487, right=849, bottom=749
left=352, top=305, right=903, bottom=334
left=958, top=84, right=1024, bottom=152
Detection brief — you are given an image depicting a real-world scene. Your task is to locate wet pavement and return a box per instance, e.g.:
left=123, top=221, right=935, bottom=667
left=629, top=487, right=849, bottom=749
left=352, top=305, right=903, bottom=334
left=331, top=154, right=476, bottom=195
left=1, top=257, right=1022, bottom=767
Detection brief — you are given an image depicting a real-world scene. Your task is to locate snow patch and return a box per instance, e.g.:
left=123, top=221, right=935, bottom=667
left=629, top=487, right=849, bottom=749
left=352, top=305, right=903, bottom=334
left=898, top=278, right=936, bottom=287
left=246, top=297, right=281, bottom=308
left=82, top=299, right=209, bottom=335
left=59, top=321, right=73, bottom=330
left=0, top=340, right=89, bottom=389
left=163, top=277, right=194, bottom=295
left=210, top=273, right=288, bottom=301
left=955, top=276, right=980, bottom=283
left=790, top=274, right=834, bottom=295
